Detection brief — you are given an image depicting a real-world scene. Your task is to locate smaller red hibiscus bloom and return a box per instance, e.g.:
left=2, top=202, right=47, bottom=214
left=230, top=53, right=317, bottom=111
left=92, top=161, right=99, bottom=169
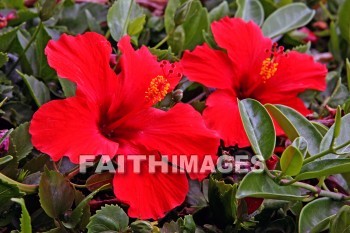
left=30, top=32, right=219, bottom=219
left=181, top=17, right=327, bottom=148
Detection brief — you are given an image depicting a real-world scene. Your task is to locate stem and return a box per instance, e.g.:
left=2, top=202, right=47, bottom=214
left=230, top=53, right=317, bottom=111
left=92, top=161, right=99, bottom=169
left=153, top=35, right=169, bottom=49
left=6, top=22, right=42, bottom=77
left=290, top=181, right=346, bottom=200
left=0, top=173, right=38, bottom=194
left=303, top=140, right=350, bottom=165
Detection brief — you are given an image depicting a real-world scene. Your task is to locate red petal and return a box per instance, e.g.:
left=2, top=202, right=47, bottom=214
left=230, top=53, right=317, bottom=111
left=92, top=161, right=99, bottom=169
left=181, top=44, right=235, bottom=89
left=113, top=158, right=188, bottom=219
left=117, top=36, right=182, bottom=109
left=203, top=90, right=250, bottom=147
left=45, top=32, right=119, bottom=107
left=211, top=17, right=272, bottom=91
left=255, top=51, right=327, bottom=99
left=29, top=97, right=119, bottom=163
left=113, top=103, right=220, bottom=180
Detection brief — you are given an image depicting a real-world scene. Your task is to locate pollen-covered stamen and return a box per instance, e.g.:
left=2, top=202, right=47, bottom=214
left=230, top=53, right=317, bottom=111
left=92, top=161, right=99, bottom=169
left=260, top=43, right=285, bottom=83
left=145, top=75, right=171, bottom=104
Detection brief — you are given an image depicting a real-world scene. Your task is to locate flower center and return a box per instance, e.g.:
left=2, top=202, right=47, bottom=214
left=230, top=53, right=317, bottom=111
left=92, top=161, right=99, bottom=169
left=145, top=75, right=170, bottom=104
left=260, top=43, right=286, bottom=83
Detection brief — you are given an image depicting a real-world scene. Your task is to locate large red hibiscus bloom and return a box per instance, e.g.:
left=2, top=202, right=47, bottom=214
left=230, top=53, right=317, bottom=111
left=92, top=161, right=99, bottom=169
left=181, top=17, right=327, bottom=147
left=29, top=32, right=219, bottom=219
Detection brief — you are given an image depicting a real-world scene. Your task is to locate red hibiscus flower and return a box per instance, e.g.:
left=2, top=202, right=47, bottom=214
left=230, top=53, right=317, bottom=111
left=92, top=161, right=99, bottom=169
left=29, top=32, right=219, bottom=219
left=181, top=17, right=327, bottom=148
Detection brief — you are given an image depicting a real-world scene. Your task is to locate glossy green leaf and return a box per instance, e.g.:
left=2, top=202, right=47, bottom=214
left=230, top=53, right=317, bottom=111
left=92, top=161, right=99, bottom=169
left=208, top=1, right=229, bottom=22
left=295, top=159, right=350, bottom=181
left=299, top=198, right=345, bottom=233
left=8, top=122, right=33, bottom=161
left=87, top=204, right=129, bottom=233
left=0, top=179, right=24, bottom=207
left=0, top=52, right=8, bottom=68
left=236, top=171, right=303, bottom=200
left=236, top=0, right=264, bottom=26
left=239, top=99, right=275, bottom=160
left=262, top=3, right=315, bottom=38
left=267, top=104, right=322, bottom=156
left=18, top=73, right=50, bottom=107
left=338, top=0, right=350, bottom=43
left=107, top=0, right=144, bottom=42
left=39, top=169, right=75, bottom=218
left=292, top=137, right=308, bottom=157
left=320, top=114, right=350, bottom=158
left=11, top=198, right=32, bottom=233
left=329, top=205, right=350, bottom=233
left=280, top=146, right=303, bottom=176
left=63, top=184, right=108, bottom=229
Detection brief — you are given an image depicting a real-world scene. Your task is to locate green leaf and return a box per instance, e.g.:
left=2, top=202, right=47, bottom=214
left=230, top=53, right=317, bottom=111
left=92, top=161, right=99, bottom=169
left=39, top=169, right=75, bottom=218
left=312, top=122, right=329, bottom=136
left=0, top=179, right=24, bottom=207
left=127, top=15, right=146, bottom=36
left=107, top=0, right=144, bottom=42
left=338, top=0, right=350, bottom=43
left=130, top=220, right=153, bottom=233
left=292, top=41, right=311, bottom=53
left=85, top=10, right=103, bottom=34
left=208, top=175, right=237, bottom=225
left=11, top=198, right=32, bottom=233
left=8, top=122, right=33, bottom=161
left=295, top=159, right=350, bottom=181
left=0, top=52, right=9, bottom=68
left=333, top=106, right=342, bottom=140
left=39, top=0, right=60, bottom=21
left=208, top=1, right=230, bottom=22
left=87, top=204, right=129, bottom=233
left=0, top=155, right=13, bottom=166
left=236, top=0, right=264, bottom=26
left=0, top=27, right=19, bottom=51
left=164, top=0, right=181, bottom=34
left=238, top=99, right=275, bottom=160
left=63, top=184, right=108, bottom=229
left=280, top=146, right=303, bottom=176
left=18, top=73, right=50, bottom=107
left=85, top=173, right=113, bottom=191
left=320, top=114, right=350, bottom=158
left=236, top=171, right=303, bottom=200
left=34, top=24, right=56, bottom=81
left=266, top=104, right=322, bottom=156
left=347, top=59, right=350, bottom=92
left=59, top=78, right=76, bottom=98
left=167, top=0, right=210, bottom=54
left=292, top=137, right=308, bottom=157
left=299, top=198, right=345, bottom=233
left=262, top=3, right=315, bottom=38
left=329, top=205, right=350, bottom=233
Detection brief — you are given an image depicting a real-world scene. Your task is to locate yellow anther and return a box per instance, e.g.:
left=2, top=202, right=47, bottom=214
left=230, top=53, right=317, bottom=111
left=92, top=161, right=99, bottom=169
left=145, top=75, right=170, bottom=104
left=260, top=58, right=278, bottom=83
